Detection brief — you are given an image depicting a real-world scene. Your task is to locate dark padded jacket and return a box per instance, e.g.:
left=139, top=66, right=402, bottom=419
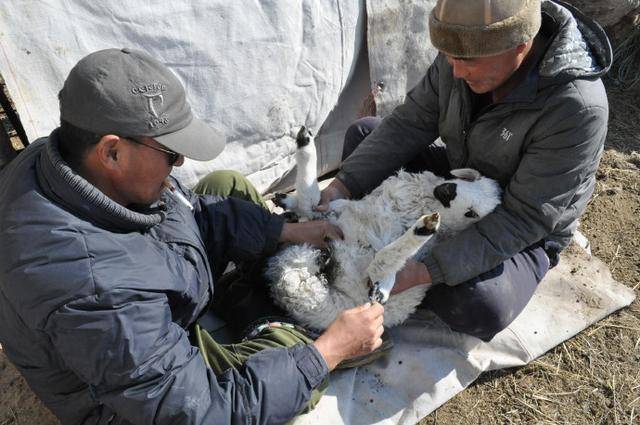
left=0, top=131, right=328, bottom=425
left=336, top=0, right=612, bottom=285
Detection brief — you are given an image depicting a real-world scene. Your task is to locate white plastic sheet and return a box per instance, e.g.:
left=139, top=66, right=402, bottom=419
left=0, top=0, right=365, bottom=191
left=295, top=250, right=635, bottom=425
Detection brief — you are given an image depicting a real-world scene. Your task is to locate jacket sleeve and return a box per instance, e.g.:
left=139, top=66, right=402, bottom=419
left=46, top=288, right=328, bottom=425
left=192, top=194, right=285, bottom=272
left=424, top=87, right=608, bottom=285
left=336, top=57, right=442, bottom=199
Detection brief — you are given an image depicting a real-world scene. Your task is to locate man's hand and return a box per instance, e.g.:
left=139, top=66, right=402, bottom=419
left=279, top=220, right=343, bottom=249
left=314, top=179, right=351, bottom=213
left=313, top=303, right=385, bottom=370
left=389, top=259, right=432, bottom=295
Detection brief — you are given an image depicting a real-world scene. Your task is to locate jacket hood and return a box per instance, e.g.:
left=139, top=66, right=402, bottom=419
left=36, top=130, right=165, bottom=232
left=538, top=0, right=612, bottom=84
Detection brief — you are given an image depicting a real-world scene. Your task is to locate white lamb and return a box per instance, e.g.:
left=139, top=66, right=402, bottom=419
left=266, top=127, right=502, bottom=330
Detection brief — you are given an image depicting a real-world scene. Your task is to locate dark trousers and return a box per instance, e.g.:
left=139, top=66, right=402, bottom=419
left=344, top=117, right=551, bottom=342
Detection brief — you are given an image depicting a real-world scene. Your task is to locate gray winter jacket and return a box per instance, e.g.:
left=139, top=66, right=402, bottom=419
left=336, top=0, right=612, bottom=286
left=0, top=131, right=328, bottom=425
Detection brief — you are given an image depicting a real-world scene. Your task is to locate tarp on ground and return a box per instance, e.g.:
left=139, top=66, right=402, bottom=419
left=294, top=249, right=635, bottom=424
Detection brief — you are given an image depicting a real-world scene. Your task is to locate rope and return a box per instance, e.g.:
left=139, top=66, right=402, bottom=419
left=610, top=25, right=640, bottom=90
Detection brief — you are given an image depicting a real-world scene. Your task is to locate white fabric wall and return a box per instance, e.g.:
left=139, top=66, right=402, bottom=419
left=366, top=0, right=438, bottom=116
left=0, top=0, right=365, bottom=191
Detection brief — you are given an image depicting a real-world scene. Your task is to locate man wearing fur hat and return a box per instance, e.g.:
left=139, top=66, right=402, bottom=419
left=0, top=48, right=385, bottom=424
left=319, top=0, right=611, bottom=341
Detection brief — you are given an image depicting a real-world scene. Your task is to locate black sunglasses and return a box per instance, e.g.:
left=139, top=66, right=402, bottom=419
left=127, top=137, right=181, bottom=166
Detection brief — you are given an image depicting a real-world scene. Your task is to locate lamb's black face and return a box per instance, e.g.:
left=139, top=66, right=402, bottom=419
left=433, top=183, right=457, bottom=208
left=296, top=126, right=313, bottom=148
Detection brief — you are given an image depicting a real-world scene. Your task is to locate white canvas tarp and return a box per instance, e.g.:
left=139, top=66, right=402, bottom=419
left=366, top=0, right=438, bottom=116
left=0, top=0, right=366, bottom=192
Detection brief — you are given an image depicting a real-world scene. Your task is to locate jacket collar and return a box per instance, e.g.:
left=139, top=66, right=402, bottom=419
left=495, top=26, right=551, bottom=104
left=538, top=0, right=612, bottom=84
left=36, top=129, right=165, bottom=232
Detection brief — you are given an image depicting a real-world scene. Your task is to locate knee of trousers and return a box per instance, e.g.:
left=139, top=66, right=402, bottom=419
left=427, top=247, right=548, bottom=342
left=342, top=116, right=382, bottom=160
left=452, top=305, right=515, bottom=342
left=195, top=169, right=246, bottom=192
left=426, top=281, right=523, bottom=342
left=193, top=170, right=266, bottom=208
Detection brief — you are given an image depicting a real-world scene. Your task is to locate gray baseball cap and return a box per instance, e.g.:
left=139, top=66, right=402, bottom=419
left=59, top=48, right=225, bottom=161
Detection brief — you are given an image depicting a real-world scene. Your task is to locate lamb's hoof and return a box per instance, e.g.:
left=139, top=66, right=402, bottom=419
left=282, top=211, right=300, bottom=223
left=296, top=126, right=313, bottom=148
left=368, top=282, right=385, bottom=304
left=413, top=213, right=440, bottom=236
left=318, top=248, right=337, bottom=280
left=273, top=193, right=288, bottom=209
left=319, top=248, right=330, bottom=265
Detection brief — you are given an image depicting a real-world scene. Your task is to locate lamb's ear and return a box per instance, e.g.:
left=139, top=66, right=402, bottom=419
left=450, top=168, right=482, bottom=182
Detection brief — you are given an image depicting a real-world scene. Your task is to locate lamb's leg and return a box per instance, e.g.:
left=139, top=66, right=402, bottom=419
left=294, top=126, right=321, bottom=216
left=272, top=126, right=320, bottom=219
left=367, top=213, right=440, bottom=304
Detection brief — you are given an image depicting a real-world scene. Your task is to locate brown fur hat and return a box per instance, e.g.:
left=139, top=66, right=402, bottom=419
left=429, top=0, right=541, bottom=58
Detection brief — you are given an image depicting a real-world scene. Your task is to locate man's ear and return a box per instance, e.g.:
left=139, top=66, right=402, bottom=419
left=515, top=40, right=533, bottom=57
left=92, top=135, right=124, bottom=171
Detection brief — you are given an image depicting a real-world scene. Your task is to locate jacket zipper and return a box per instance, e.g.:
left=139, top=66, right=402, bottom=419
left=460, top=90, right=471, bottom=167
left=460, top=91, right=504, bottom=167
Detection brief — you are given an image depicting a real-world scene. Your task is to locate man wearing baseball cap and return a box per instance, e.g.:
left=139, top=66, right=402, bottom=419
left=0, top=48, right=385, bottom=424
left=319, top=0, right=611, bottom=341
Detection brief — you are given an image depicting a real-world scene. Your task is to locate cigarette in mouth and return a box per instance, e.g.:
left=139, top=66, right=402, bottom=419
left=163, top=180, right=194, bottom=211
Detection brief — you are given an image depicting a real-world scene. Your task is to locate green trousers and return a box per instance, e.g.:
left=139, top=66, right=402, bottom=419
left=193, top=169, right=268, bottom=209
left=194, top=324, right=326, bottom=413
left=192, top=170, right=327, bottom=413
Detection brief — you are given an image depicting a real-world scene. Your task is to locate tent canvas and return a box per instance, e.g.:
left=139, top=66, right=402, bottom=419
left=0, top=0, right=367, bottom=192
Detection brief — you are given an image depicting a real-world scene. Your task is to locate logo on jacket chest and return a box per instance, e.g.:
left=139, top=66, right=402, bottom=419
left=500, top=127, right=514, bottom=142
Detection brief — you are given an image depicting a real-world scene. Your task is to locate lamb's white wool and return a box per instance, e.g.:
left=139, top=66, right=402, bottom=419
left=267, top=128, right=503, bottom=330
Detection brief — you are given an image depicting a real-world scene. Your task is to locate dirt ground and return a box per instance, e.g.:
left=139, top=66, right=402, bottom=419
left=1, top=35, right=639, bottom=425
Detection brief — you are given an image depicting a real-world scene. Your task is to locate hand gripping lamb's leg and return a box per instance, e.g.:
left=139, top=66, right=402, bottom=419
left=273, top=126, right=320, bottom=219
left=367, top=213, right=440, bottom=304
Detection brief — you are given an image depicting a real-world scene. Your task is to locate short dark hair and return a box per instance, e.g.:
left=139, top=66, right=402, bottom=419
left=57, top=119, right=102, bottom=170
